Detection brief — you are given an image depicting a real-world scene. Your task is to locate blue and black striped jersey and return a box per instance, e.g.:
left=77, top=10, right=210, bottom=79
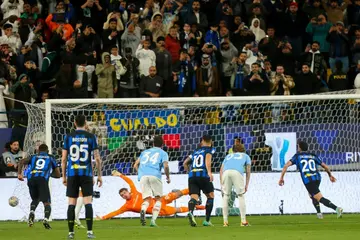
left=26, top=152, right=57, bottom=181
left=63, top=130, right=98, bottom=177
left=290, top=152, right=323, bottom=185
left=188, top=146, right=215, bottom=178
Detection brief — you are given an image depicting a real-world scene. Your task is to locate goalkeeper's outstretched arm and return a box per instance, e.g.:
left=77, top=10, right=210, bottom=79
left=101, top=205, right=128, bottom=220
left=112, top=170, right=138, bottom=193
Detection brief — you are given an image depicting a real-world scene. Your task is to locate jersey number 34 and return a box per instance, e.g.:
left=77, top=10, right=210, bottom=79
left=141, top=152, right=159, bottom=165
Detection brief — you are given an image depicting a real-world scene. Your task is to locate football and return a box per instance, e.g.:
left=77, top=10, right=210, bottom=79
left=8, top=196, right=19, bottom=207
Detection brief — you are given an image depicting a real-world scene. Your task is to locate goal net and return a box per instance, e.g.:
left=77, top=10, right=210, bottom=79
left=12, top=92, right=360, bottom=219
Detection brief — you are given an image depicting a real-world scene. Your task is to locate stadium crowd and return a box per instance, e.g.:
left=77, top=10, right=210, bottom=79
left=0, top=0, right=360, bottom=177
left=0, top=0, right=359, bottom=104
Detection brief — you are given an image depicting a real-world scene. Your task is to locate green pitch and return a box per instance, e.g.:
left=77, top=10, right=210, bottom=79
left=1, top=214, right=359, bottom=240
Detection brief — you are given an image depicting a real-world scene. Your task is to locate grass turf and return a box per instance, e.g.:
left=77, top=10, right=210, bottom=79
left=0, top=214, right=359, bottom=240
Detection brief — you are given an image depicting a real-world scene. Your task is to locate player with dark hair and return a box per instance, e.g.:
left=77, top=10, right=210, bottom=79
left=279, top=141, right=343, bottom=218
left=62, top=115, right=102, bottom=239
left=134, top=135, right=170, bottom=227
left=17, top=144, right=60, bottom=229
left=183, top=134, right=215, bottom=227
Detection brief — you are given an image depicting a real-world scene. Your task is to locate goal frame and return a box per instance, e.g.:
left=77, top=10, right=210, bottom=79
left=44, top=94, right=360, bottom=154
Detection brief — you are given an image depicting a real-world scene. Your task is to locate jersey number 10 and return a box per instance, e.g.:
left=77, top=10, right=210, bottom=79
left=70, top=144, right=89, bottom=162
left=193, top=155, right=204, bottom=168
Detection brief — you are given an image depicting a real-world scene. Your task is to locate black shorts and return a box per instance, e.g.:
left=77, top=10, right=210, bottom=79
left=28, top=177, right=51, bottom=203
left=305, top=180, right=321, bottom=196
left=188, top=177, right=214, bottom=195
left=66, top=176, right=93, bottom=198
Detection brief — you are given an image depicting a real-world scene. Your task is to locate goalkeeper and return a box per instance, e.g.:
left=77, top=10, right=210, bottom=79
left=98, top=170, right=205, bottom=220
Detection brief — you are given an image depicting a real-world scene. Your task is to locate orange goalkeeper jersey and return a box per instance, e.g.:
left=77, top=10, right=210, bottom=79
left=101, top=175, right=156, bottom=219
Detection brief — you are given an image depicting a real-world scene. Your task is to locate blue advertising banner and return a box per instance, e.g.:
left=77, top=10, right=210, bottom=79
left=105, top=109, right=181, bottom=138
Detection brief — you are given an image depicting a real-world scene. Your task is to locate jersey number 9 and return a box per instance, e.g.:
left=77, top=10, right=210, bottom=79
left=35, top=159, right=46, bottom=170
left=70, top=144, right=89, bottom=162
left=193, top=155, right=204, bottom=168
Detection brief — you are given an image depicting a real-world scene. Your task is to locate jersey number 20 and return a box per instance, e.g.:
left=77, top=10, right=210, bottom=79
left=300, top=159, right=316, bottom=172
left=70, top=144, right=89, bottom=162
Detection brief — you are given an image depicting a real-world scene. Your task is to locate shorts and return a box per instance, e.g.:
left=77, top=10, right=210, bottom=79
left=28, top=177, right=51, bottom=203
left=188, top=177, right=214, bottom=195
left=140, top=176, right=163, bottom=199
left=222, top=170, right=245, bottom=195
left=305, top=180, right=321, bottom=196
left=66, top=176, right=93, bottom=198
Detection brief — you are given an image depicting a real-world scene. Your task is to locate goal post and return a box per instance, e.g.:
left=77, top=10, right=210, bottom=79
left=14, top=92, right=360, bottom=219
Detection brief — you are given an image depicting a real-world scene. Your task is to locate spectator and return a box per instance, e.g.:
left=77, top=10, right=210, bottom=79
left=185, top=0, right=208, bottom=33
left=347, top=0, right=360, bottom=27
left=294, top=63, right=320, bottom=94
left=0, top=24, right=21, bottom=54
left=172, top=49, right=195, bottom=97
left=148, top=12, right=166, bottom=42
left=351, top=28, right=360, bottom=65
left=300, top=41, right=328, bottom=85
left=139, top=66, right=163, bottom=97
left=179, top=23, right=196, bottom=50
left=195, top=54, right=221, bottom=96
left=275, top=41, right=296, bottom=77
left=154, top=36, right=172, bottom=95
left=258, top=27, right=280, bottom=64
left=303, top=0, right=326, bottom=19
left=269, top=64, right=295, bottom=95
left=264, top=59, right=275, bottom=79
left=244, top=62, right=270, bottom=96
left=228, top=52, right=250, bottom=96
left=165, top=26, right=181, bottom=64
left=0, top=140, right=25, bottom=177
left=326, top=22, right=350, bottom=73
left=95, top=52, right=117, bottom=98
left=248, top=3, right=267, bottom=31
left=1, top=0, right=23, bottom=19
left=45, top=11, right=74, bottom=41
left=306, top=13, right=332, bottom=59
left=250, top=18, right=266, bottom=43
left=102, top=18, right=121, bottom=52
left=121, top=23, right=141, bottom=56
left=75, top=55, right=95, bottom=98
left=11, top=74, right=37, bottom=109
left=283, top=2, right=309, bottom=57
left=110, top=45, right=126, bottom=97
left=322, top=0, right=347, bottom=25
left=119, top=47, right=140, bottom=98
left=220, top=39, right=238, bottom=94
left=328, top=60, right=348, bottom=91
left=136, top=39, right=156, bottom=77
left=205, top=23, right=221, bottom=50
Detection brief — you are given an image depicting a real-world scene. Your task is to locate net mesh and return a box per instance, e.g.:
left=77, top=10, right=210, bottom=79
left=9, top=91, right=360, bottom=218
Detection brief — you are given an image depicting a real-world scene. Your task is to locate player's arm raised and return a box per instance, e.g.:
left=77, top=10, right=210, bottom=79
left=17, top=157, right=30, bottom=181
left=94, top=149, right=103, bottom=187
left=321, top=162, right=336, bottom=183
left=278, top=161, right=293, bottom=186
left=205, top=153, right=213, bottom=182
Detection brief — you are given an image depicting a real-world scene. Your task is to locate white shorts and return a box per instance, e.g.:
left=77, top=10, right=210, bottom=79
left=222, top=170, right=245, bottom=196
left=140, top=176, right=163, bottom=199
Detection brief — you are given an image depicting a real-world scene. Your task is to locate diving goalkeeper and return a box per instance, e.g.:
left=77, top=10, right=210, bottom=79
left=98, top=170, right=204, bottom=220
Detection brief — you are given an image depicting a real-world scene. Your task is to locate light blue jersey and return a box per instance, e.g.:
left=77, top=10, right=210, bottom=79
left=222, top=152, right=251, bottom=175
left=138, top=147, right=169, bottom=180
